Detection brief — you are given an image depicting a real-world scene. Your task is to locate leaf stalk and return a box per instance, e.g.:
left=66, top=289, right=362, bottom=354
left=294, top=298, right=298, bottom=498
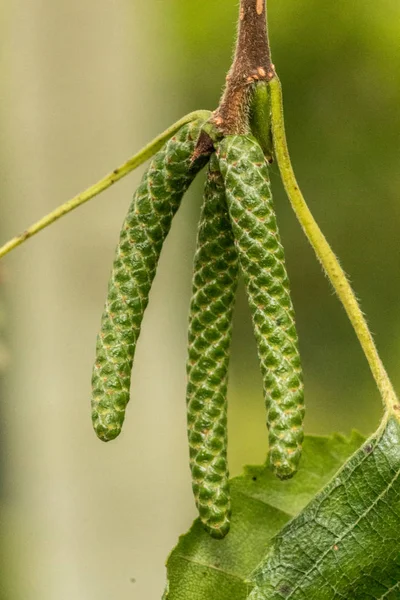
left=269, top=74, right=399, bottom=418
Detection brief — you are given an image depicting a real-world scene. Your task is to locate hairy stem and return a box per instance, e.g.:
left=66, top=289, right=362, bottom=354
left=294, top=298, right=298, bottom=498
left=0, top=110, right=211, bottom=260
left=269, top=74, right=399, bottom=417
left=213, top=0, right=274, bottom=135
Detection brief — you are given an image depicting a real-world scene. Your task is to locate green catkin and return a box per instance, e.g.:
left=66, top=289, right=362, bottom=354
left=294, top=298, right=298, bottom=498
left=91, top=119, right=208, bottom=442
left=217, top=135, right=305, bottom=480
left=186, top=154, right=239, bottom=538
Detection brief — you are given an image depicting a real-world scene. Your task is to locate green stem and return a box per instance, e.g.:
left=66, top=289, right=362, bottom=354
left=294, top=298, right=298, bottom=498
left=0, top=110, right=211, bottom=260
left=269, top=74, right=399, bottom=417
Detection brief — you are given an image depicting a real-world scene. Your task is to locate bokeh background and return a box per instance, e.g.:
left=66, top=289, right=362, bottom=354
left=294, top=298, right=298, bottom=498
left=1, top=1, right=400, bottom=598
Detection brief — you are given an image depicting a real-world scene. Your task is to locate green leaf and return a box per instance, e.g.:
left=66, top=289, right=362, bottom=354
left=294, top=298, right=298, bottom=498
left=164, top=430, right=364, bottom=600
left=250, top=416, right=400, bottom=600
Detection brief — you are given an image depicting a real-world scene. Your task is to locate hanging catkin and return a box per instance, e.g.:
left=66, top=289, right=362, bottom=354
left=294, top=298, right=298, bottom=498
left=218, top=134, right=305, bottom=479
left=92, top=119, right=208, bottom=442
left=186, top=154, right=239, bottom=538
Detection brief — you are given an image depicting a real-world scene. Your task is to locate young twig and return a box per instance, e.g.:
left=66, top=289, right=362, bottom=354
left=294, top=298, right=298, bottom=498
left=0, top=110, right=211, bottom=260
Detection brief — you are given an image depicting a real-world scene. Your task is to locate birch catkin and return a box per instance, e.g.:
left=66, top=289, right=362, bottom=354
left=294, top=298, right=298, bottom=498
left=91, top=119, right=208, bottom=442
left=218, top=135, right=305, bottom=479
left=186, top=154, right=239, bottom=538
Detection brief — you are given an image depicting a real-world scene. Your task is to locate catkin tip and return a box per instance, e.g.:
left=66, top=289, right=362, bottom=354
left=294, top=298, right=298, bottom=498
left=92, top=419, right=122, bottom=442
left=273, top=466, right=297, bottom=481
left=269, top=449, right=301, bottom=480
left=203, top=520, right=231, bottom=540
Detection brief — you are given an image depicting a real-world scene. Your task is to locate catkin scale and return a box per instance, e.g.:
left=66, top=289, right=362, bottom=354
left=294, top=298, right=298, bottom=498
left=217, top=135, right=305, bottom=479
left=186, top=154, right=239, bottom=538
left=91, top=120, right=208, bottom=442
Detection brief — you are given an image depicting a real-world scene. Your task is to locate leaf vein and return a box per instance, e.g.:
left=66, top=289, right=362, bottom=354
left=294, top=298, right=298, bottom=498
left=174, top=554, right=245, bottom=583
left=380, top=579, right=400, bottom=598
left=287, top=458, right=400, bottom=597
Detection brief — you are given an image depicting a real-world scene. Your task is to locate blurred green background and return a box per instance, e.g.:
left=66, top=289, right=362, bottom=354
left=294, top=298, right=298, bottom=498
left=1, top=1, right=400, bottom=598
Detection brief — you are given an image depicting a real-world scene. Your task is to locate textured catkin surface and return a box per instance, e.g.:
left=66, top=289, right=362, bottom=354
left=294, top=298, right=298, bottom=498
left=91, top=119, right=208, bottom=442
left=186, top=154, right=239, bottom=538
left=218, top=135, right=304, bottom=480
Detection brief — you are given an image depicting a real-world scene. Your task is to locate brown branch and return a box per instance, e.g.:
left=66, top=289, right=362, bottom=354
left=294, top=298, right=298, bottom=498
left=193, top=0, right=274, bottom=159
left=213, top=0, right=274, bottom=135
